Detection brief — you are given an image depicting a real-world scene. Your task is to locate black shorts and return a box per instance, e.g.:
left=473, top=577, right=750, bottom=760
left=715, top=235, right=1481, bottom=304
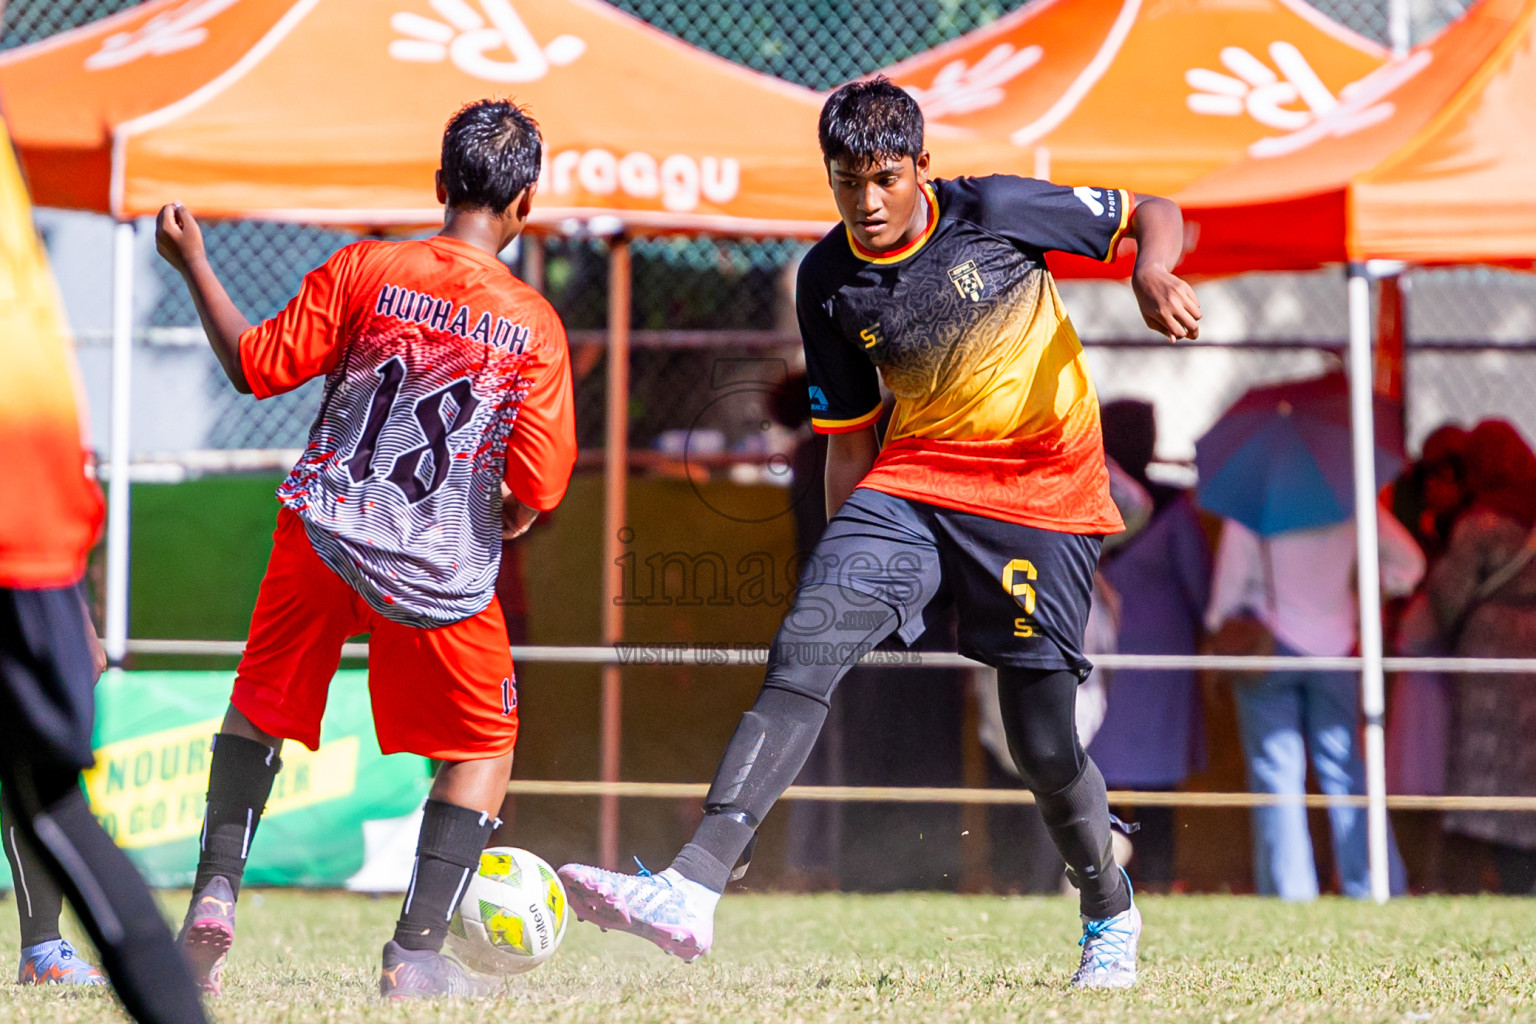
left=0, top=585, right=98, bottom=777
left=803, top=487, right=1102, bottom=674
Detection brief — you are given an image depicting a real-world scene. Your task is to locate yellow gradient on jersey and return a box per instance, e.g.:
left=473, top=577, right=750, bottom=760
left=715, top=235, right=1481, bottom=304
left=0, top=112, right=104, bottom=586
left=883, top=272, right=1096, bottom=445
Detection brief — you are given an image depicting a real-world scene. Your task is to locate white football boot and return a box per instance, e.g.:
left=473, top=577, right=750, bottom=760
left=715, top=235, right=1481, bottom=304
left=1070, top=869, right=1141, bottom=990
left=557, top=862, right=717, bottom=962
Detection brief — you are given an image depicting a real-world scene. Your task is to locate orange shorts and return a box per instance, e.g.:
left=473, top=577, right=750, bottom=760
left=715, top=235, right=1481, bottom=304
left=232, top=508, right=517, bottom=760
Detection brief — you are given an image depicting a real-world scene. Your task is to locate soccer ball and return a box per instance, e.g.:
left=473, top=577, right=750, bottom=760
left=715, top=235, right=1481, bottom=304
left=446, top=847, right=568, bottom=976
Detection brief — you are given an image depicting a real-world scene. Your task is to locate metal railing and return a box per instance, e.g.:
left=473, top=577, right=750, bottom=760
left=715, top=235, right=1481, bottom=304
left=119, top=640, right=1536, bottom=818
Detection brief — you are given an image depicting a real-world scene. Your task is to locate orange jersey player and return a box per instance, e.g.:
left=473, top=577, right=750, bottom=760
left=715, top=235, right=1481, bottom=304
left=154, top=99, right=575, bottom=1000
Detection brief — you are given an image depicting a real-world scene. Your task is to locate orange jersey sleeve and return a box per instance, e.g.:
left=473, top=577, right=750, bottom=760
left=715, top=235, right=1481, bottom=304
left=502, top=307, right=576, bottom=512
left=239, top=244, right=366, bottom=399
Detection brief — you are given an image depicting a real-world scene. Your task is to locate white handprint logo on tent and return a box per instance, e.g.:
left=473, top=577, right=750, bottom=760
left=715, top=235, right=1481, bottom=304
left=85, top=0, right=240, bottom=70
left=390, top=0, right=585, bottom=83
left=1246, top=51, right=1432, bottom=158
left=905, top=44, right=1044, bottom=118
left=1185, top=42, right=1339, bottom=131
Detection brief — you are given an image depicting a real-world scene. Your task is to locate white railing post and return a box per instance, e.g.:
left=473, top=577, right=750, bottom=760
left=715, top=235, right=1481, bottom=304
left=104, top=219, right=136, bottom=665
left=1348, top=263, right=1391, bottom=904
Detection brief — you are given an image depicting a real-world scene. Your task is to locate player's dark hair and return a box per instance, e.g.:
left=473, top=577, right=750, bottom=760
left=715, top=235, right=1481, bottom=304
left=440, top=99, right=542, bottom=213
left=818, top=76, right=924, bottom=170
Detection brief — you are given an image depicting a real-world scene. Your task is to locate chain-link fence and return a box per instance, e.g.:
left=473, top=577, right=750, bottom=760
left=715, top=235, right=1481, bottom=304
left=0, top=0, right=1477, bottom=58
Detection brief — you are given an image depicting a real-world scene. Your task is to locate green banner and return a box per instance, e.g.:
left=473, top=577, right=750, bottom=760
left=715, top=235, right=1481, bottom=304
left=0, top=671, right=431, bottom=889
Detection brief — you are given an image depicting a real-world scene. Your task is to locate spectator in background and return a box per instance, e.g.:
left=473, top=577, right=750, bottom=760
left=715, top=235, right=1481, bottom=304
left=1207, top=507, right=1422, bottom=900
left=1386, top=425, right=1471, bottom=562
left=1413, top=421, right=1536, bottom=893
left=1385, top=424, right=1473, bottom=886
left=1088, top=400, right=1211, bottom=892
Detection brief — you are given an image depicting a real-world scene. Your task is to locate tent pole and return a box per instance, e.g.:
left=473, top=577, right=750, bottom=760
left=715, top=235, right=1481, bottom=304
left=1373, top=270, right=1406, bottom=447
left=104, top=219, right=136, bottom=665
left=1347, top=263, right=1390, bottom=904
left=599, top=237, right=631, bottom=869
left=1389, top=0, right=1411, bottom=56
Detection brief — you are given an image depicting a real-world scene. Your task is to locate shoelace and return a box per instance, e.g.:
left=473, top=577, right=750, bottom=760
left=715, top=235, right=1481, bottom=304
left=618, top=857, right=689, bottom=920
left=1078, top=915, right=1135, bottom=971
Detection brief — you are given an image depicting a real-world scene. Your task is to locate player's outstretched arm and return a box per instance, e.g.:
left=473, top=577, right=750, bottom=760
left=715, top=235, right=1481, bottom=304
left=154, top=203, right=253, bottom=394
left=1127, top=195, right=1201, bottom=343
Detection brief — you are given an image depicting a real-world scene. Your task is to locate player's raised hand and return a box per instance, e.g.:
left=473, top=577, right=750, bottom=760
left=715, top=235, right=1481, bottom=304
left=154, top=202, right=205, bottom=278
left=1132, top=265, right=1202, bottom=343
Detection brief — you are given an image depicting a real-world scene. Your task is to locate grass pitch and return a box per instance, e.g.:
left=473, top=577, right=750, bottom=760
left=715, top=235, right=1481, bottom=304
left=2, top=890, right=1534, bottom=1023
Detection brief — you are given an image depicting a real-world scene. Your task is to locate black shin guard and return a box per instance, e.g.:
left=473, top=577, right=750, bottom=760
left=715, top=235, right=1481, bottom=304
left=393, top=799, right=495, bottom=952
left=3, top=787, right=64, bottom=946
left=669, top=687, right=830, bottom=892
left=193, top=733, right=281, bottom=898
left=671, top=586, right=898, bottom=893
left=1036, top=758, right=1129, bottom=919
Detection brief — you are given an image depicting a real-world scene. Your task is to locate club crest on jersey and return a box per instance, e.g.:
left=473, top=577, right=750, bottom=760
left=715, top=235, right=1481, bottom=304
left=948, top=260, right=985, bottom=302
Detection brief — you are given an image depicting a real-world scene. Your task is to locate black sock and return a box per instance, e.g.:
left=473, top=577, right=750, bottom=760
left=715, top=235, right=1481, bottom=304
left=3, top=787, right=64, bottom=947
left=671, top=815, right=758, bottom=893
left=193, top=733, right=281, bottom=898
left=17, top=778, right=208, bottom=1024
left=1036, top=758, right=1130, bottom=919
left=393, top=799, right=495, bottom=952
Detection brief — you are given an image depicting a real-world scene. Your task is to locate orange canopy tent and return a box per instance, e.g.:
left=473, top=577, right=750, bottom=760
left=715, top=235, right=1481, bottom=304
left=0, top=0, right=1009, bottom=233
left=1173, top=0, right=1536, bottom=272
left=882, top=0, right=1386, bottom=197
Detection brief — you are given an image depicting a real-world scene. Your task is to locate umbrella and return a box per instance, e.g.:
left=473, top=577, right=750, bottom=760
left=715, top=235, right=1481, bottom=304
left=1194, top=372, right=1404, bottom=536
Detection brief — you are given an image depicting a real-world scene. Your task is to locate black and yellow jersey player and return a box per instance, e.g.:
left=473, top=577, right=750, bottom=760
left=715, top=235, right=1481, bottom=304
left=556, top=76, right=1202, bottom=992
